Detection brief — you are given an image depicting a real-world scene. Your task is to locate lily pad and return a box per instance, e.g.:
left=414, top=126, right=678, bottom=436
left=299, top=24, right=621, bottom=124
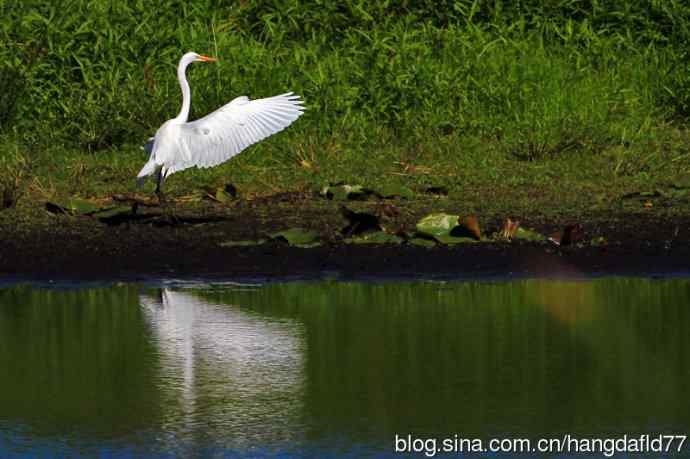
left=415, top=213, right=478, bottom=244
left=92, top=205, right=132, bottom=220
left=416, top=213, right=459, bottom=236
left=219, top=239, right=266, bottom=247
left=320, top=183, right=374, bottom=201
left=434, top=234, right=479, bottom=244
left=269, top=228, right=320, bottom=248
left=346, top=231, right=404, bottom=244
left=45, top=198, right=100, bottom=215
left=513, top=226, right=547, bottom=242
left=590, top=236, right=608, bottom=247
left=620, top=189, right=665, bottom=201
left=409, top=237, right=437, bottom=248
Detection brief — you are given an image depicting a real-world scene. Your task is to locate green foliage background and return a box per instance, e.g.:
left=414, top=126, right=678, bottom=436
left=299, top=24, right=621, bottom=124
left=2, top=1, right=689, bottom=147
left=2, top=0, right=690, bottom=201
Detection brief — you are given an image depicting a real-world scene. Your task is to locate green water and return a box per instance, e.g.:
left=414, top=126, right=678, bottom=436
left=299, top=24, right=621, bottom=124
left=1, top=279, right=689, bottom=458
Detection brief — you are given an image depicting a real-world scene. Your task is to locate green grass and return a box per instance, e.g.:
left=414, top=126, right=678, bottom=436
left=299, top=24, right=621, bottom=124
left=2, top=0, right=690, bottom=220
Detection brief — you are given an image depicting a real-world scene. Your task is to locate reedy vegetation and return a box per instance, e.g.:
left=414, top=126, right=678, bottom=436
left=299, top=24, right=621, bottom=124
left=1, top=0, right=690, bottom=201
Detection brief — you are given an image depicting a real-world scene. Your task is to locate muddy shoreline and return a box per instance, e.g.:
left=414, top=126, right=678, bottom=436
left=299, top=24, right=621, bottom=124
left=2, top=203, right=690, bottom=282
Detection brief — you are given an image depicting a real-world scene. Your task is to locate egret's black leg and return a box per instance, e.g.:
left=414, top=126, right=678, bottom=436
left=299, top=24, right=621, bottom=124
left=155, top=170, right=166, bottom=205
left=155, top=170, right=177, bottom=224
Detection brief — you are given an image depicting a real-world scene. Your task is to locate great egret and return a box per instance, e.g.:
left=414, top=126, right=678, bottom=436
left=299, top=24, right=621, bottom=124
left=137, top=52, right=305, bottom=199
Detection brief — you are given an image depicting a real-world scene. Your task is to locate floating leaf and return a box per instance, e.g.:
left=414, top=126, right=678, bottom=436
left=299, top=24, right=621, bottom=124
left=317, top=183, right=330, bottom=196
left=320, top=183, right=414, bottom=201
left=640, top=190, right=661, bottom=197
left=330, top=185, right=351, bottom=201
left=346, top=231, right=404, bottom=244
left=620, top=189, right=664, bottom=201
left=219, top=239, right=266, bottom=247
left=416, top=213, right=458, bottom=236
left=409, top=237, right=437, bottom=248
left=590, top=236, right=608, bottom=247
left=415, top=213, right=478, bottom=244
left=346, top=185, right=372, bottom=200
left=45, top=198, right=100, bottom=215
left=435, top=234, right=478, bottom=244
left=513, top=226, right=547, bottom=242
left=269, top=228, right=320, bottom=247
left=320, top=183, right=374, bottom=201
left=92, top=205, right=132, bottom=220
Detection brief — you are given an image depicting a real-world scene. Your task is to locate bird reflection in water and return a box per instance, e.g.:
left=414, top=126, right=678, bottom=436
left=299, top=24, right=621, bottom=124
left=139, top=288, right=307, bottom=448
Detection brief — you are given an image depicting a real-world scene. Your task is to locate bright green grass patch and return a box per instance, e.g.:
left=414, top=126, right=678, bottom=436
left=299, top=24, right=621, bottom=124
left=2, top=1, right=690, bottom=219
left=2, top=1, right=690, bottom=151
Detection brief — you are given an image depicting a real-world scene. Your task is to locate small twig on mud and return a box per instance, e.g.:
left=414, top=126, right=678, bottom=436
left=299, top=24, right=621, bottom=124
left=112, top=193, right=161, bottom=207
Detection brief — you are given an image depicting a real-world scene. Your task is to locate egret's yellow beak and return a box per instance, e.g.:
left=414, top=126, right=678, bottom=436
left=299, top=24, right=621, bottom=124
left=199, top=55, right=218, bottom=62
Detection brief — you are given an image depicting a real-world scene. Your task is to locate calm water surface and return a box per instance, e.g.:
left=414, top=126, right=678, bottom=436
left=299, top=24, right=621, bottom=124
left=1, top=278, right=689, bottom=458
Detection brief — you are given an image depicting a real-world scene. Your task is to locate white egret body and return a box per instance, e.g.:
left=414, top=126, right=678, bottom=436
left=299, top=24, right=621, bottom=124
left=137, top=52, right=304, bottom=193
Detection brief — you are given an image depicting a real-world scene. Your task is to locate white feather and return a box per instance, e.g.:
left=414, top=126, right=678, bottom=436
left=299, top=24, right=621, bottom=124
left=137, top=52, right=305, bottom=187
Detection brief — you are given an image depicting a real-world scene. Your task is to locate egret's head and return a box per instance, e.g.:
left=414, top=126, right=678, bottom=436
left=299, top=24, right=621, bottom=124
left=180, top=52, right=218, bottom=67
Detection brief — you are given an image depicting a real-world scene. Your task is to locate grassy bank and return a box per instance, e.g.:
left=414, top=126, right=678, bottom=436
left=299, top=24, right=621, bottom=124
left=2, top=1, right=690, bottom=220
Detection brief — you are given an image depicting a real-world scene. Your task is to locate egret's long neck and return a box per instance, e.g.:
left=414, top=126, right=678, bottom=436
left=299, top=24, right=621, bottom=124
left=175, top=61, right=192, bottom=122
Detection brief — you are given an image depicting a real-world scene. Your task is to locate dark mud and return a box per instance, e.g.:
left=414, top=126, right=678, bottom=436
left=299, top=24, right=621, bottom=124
left=2, top=192, right=690, bottom=282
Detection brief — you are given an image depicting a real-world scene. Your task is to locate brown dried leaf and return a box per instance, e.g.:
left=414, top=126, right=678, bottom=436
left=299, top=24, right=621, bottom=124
left=500, top=218, right=520, bottom=240
left=459, top=216, right=481, bottom=240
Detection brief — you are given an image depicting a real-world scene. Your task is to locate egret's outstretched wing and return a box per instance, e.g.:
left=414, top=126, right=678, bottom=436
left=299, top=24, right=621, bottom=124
left=169, top=92, right=304, bottom=174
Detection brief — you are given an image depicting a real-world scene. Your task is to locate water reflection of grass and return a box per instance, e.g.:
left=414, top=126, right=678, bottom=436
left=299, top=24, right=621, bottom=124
left=204, top=279, right=690, bottom=437
left=1, top=279, right=689, bottom=446
left=0, top=285, right=164, bottom=436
